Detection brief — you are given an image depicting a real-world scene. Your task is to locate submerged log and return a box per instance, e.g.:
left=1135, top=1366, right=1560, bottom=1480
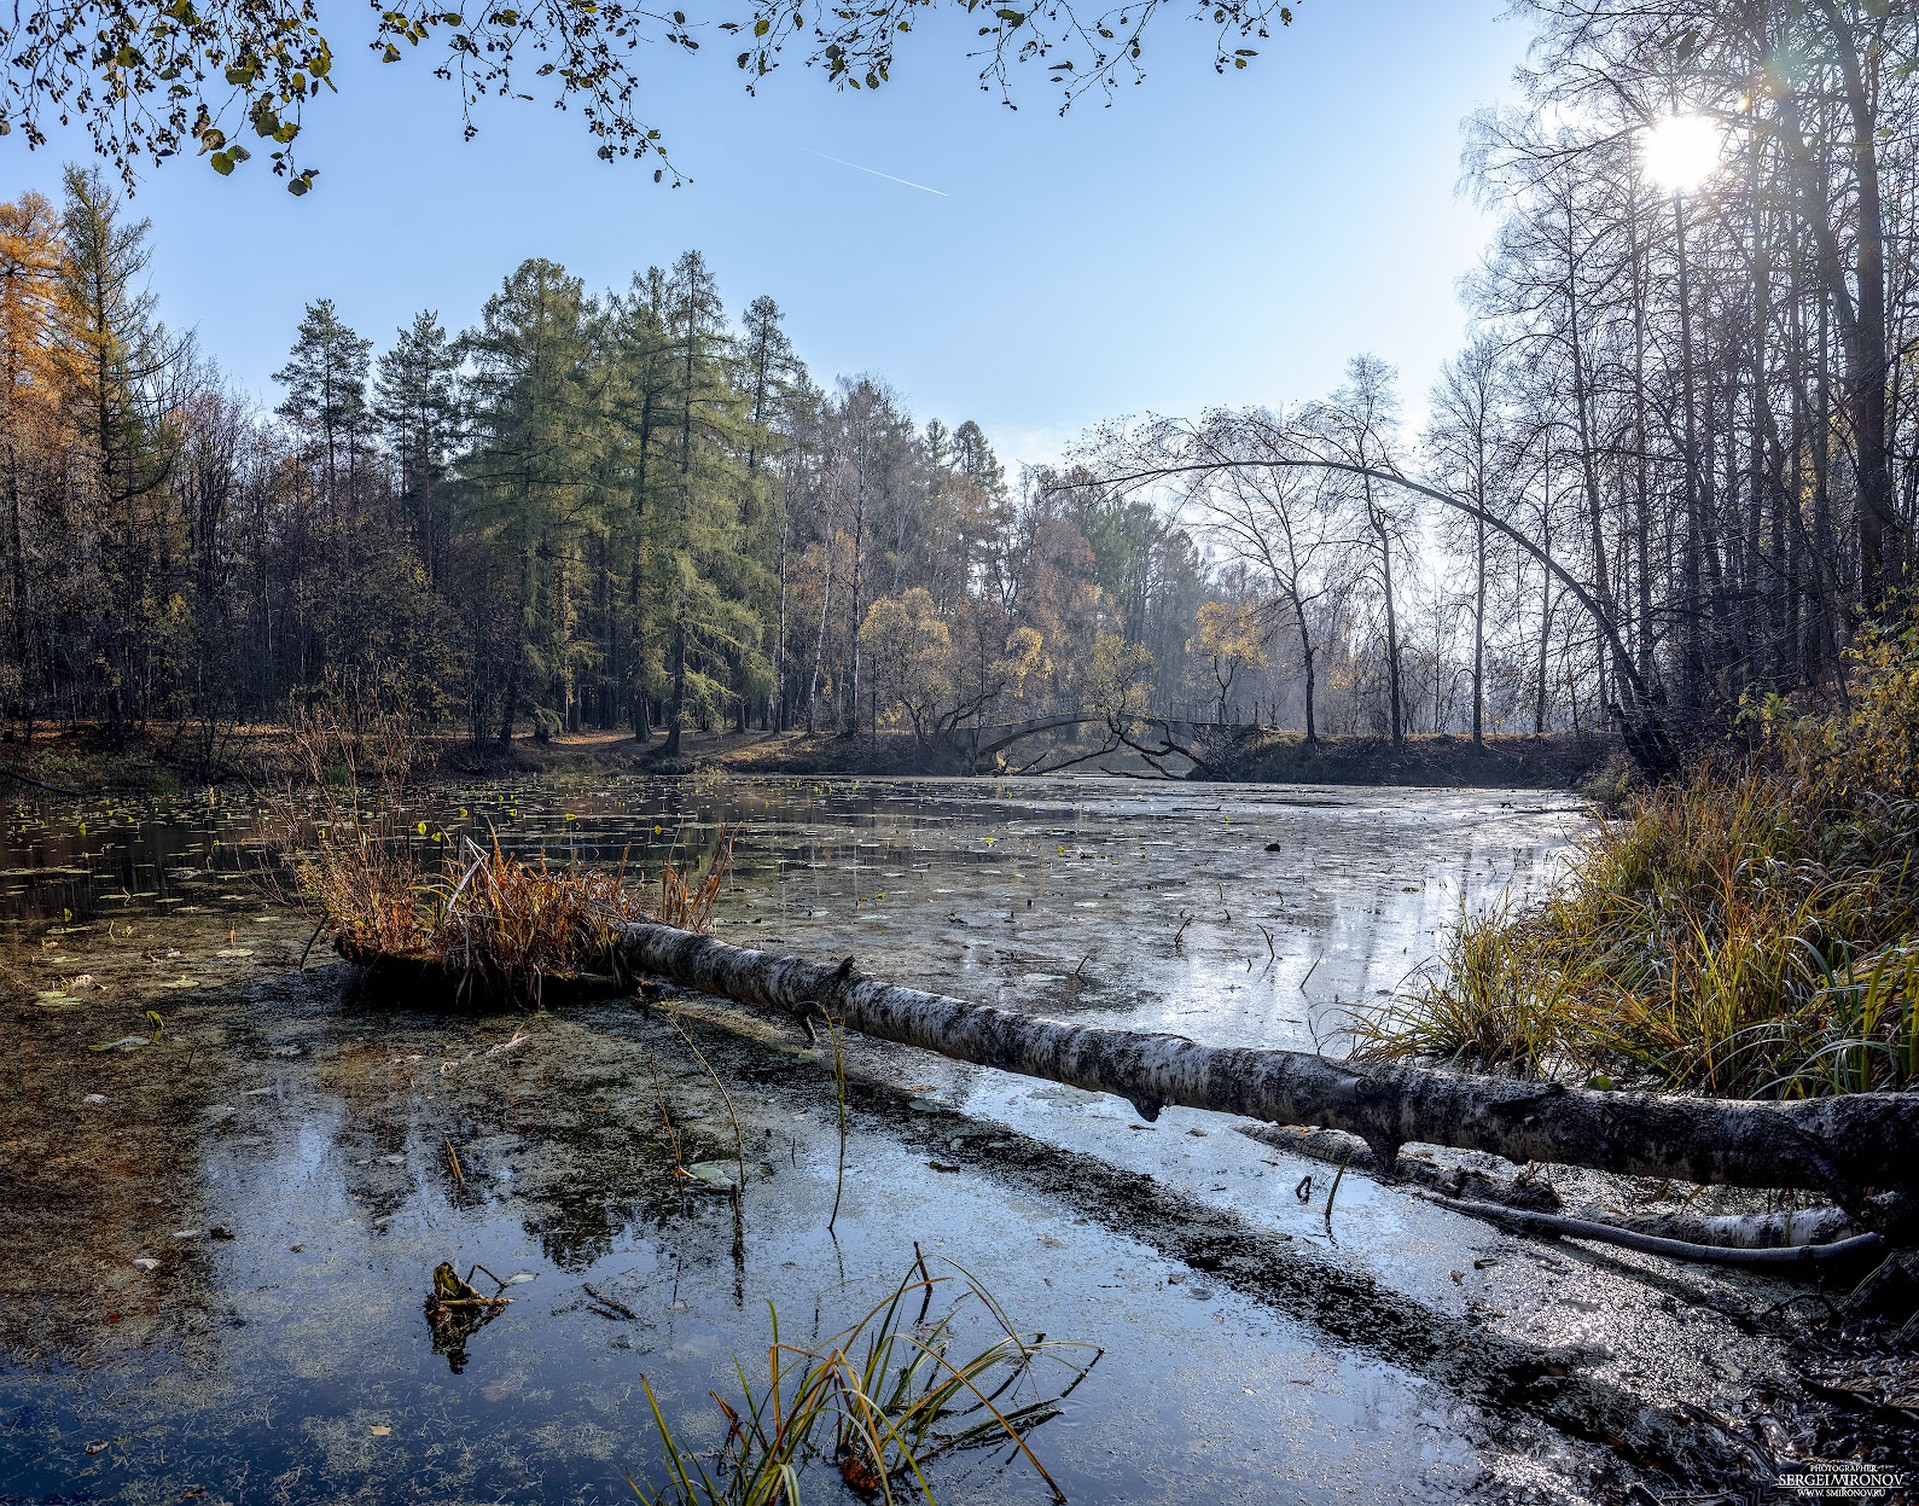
left=1239, top=1123, right=1871, bottom=1249
left=1423, top=1195, right=1884, bottom=1268
left=611, top=920, right=1919, bottom=1230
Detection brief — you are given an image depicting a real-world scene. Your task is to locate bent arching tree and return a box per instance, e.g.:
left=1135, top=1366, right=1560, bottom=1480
left=1081, top=450, right=1681, bottom=779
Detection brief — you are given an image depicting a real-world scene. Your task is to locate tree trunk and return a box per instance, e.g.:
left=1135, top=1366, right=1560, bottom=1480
left=1297, top=600, right=1318, bottom=746
left=1370, top=495, right=1403, bottom=751
left=612, top=921, right=1919, bottom=1226
left=663, top=604, right=686, bottom=757
left=1471, top=513, right=1485, bottom=747
left=1814, top=0, right=1899, bottom=608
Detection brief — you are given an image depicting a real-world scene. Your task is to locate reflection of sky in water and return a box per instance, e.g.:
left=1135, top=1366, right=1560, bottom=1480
left=1, top=950, right=1540, bottom=1506
left=2, top=777, right=1586, bottom=1052
left=3, top=777, right=1797, bottom=1506
left=695, top=780, right=1585, bottom=1054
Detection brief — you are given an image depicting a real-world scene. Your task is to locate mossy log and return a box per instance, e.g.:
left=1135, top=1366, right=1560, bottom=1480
left=611, top=920, right=1919, bottom=1232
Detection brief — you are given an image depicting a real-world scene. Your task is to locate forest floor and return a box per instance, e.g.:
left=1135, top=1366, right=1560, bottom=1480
left=0, top=721, right=1620, bottom=794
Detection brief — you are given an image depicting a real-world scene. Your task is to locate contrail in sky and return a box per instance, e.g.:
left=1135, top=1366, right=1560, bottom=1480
left=795, top=145, right=950, bottom=198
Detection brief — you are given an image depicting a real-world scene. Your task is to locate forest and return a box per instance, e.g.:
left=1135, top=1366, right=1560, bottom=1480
left=0, top=178, right=1222, bottom=761
left=5, top=1, right=1919, bottom=1501
left=3, top=0, right=1910, bottom=773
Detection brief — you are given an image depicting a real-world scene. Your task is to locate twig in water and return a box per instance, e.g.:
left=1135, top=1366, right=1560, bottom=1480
left=583, top=1283, right=637, bottom=1320
left=430, top=1262, right=511, bottom=1308
left=1299, top=955, right=1321, bottom=994
left=298, top=919, right=325, bottom=972
left=1324, top=1147, right=1355, bottom=1232
left=668, top=1012, right=748, bottom=1196
left=444, top=1139, right=465, bottom=1188
left=826, top=1009, right=850, bottom=1232
left=1173, top=912, right=1193, bottom=950
left=913, top=1240, right=935, bottom=1324
left=649, top=1060, right=686, bottom=1178
left=1257, top=923, right=1276, bottom=961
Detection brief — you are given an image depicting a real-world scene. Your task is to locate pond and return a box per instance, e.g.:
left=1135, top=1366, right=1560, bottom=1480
left=0, top=776, right=1809, bottom=1504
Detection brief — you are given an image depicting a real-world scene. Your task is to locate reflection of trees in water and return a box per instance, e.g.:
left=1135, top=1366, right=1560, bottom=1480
left=316, top=1020, right=746, bottom=1278
left=512, top=1111, right=733, bottom=1272
left=321, top=1041, right=434, bottom=1230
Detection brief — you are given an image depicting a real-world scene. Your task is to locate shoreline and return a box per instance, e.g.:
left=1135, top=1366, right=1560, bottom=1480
left=0, top=723, right=1622, bottom=797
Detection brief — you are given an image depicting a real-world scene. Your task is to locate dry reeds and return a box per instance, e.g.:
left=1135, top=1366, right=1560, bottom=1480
left=426, top=838, right=659, bottom=1005
left=1351, top=616, right=1919, bottom=1098
left=292, top=814, right=736, bottom=1007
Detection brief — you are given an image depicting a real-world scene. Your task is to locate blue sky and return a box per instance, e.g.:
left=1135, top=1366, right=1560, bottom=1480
left=2, top=0, right=1531, bottom=470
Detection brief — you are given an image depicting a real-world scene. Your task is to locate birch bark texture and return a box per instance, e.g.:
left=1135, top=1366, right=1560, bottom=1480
left=612, top=920, right=1919, bottom=1226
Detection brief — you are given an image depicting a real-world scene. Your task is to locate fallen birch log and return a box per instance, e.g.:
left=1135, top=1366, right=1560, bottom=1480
left=611, top=921, right=1919, bottom=1233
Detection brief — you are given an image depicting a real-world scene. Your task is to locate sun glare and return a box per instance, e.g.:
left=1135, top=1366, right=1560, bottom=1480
left=1643, top=114, right=1721, bottom=193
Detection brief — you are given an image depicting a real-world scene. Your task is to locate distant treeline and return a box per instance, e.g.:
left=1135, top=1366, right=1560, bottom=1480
left=0, top=177, right=1217, bottom=755
left=1, top=0, right=1915, bottom=763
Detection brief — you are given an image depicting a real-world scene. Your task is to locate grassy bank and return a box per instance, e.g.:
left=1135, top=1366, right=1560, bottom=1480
left=0, top=725, right=960, bottom=795
left=1356, top=622, right=1919, bottom=1098
left=1200, top=730, right=1619, bottom=789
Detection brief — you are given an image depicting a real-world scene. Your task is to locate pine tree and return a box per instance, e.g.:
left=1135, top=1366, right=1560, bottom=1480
left=59, top=165, right=186, bottom=738
left=656, top=250, right=764, bottom=755
left=375, top=311, right=460, bottom=587
left=273, top=298, right=373, bottom=519
left=603, top=267, right=675, bottom=739
left=734, top=293, right=803, bottom=727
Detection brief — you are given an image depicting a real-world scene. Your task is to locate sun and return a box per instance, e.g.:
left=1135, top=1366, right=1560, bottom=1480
left=1643, top=114, right=1721, bottom=193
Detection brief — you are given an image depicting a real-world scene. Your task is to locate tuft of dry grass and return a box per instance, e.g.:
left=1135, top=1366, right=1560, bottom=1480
left=635, top=1254, right=1100, bottom=1506
left=1351, top=616, right=1919, bottom=1098
left=272, top=689, right=738, bottom=1010
left=295, top=832, right=735, bottom=1007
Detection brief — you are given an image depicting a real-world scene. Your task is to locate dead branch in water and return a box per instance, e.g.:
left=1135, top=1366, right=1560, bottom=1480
left=1237, top=1122, right=1871, bottom=1251
left=608, top=920, right=1919, bottom=1239
left=1421, top=1195, right=1884, bottom=1267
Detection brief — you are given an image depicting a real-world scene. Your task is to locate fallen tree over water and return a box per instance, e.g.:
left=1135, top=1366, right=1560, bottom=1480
left=610, top=920, right=1919, bottom=1246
